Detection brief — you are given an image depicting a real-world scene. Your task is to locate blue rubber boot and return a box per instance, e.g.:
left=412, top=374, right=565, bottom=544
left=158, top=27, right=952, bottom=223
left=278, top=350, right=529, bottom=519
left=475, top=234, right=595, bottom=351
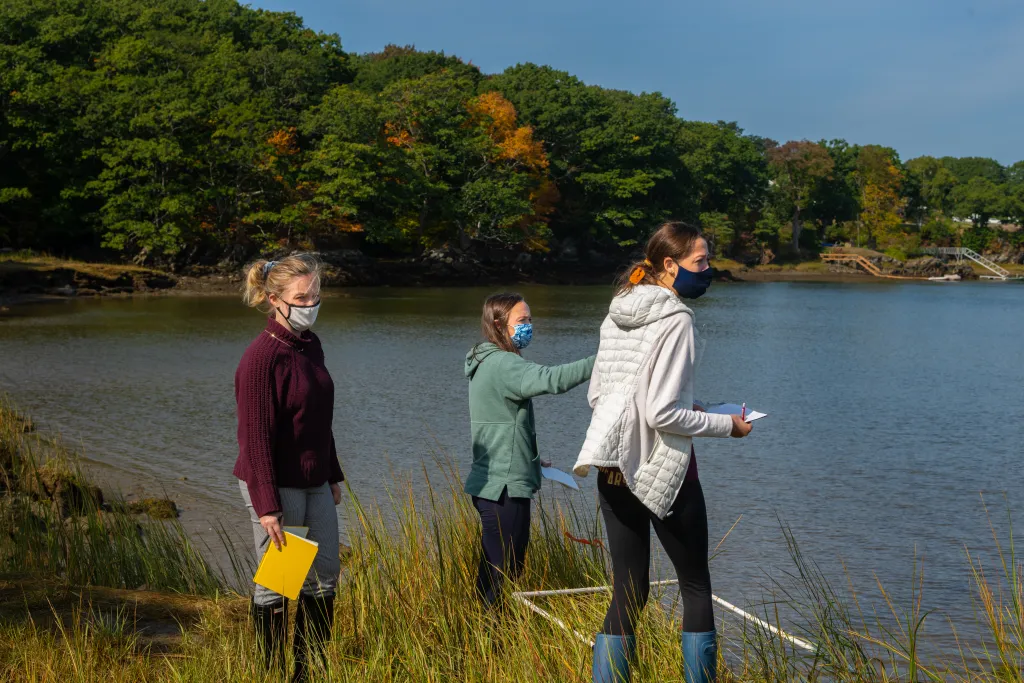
left=682, top=630, right=717, bottom=683
left=592, top=633, right=635, bottom=683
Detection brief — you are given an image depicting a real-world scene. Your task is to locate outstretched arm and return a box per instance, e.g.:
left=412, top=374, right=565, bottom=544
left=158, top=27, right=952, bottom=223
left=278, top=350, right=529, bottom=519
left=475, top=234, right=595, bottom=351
left=504, top=354, right=596, bottom=401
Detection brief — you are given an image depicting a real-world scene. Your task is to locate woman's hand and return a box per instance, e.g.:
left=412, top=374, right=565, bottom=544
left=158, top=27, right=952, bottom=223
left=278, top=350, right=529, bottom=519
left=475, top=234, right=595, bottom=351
left=730, top=415, right=753, bottom=438
left=330, top=482, right=342, bottom=505
left=540, top=459, right=552, bottom=468
left=260, top=514, right=285, bottom=550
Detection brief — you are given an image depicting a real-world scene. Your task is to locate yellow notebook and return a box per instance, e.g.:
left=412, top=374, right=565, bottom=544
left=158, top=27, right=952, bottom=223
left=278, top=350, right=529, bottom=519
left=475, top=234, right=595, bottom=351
left=253, top=531, right=319, bottom=600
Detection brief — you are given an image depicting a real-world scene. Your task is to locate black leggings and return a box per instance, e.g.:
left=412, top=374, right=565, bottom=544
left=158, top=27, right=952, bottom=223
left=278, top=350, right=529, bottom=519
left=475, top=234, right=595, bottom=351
left=599, top=474, right=714, bottom=635
left=473, top=488, right=531, bottom=606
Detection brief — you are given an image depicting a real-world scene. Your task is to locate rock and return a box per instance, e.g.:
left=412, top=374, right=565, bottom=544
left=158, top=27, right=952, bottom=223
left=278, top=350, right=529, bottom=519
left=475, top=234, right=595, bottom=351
left=986, top=248, right=1024, bottom=264
left=891, top=256, right=978, bottom=280
left=128, top=498, right=179, bottom=520
left=557, top=240, right=579, bottom=262
left=899, top=257, right=947, bottom=277
left=23, top=464, right=104, bottom=517
left=319, top=249, right=377, bottom=286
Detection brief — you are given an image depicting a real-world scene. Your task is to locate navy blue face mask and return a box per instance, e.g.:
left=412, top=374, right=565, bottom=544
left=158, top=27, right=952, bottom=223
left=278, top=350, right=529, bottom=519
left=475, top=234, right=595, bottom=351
left=672, top=263, right=714, bottom=299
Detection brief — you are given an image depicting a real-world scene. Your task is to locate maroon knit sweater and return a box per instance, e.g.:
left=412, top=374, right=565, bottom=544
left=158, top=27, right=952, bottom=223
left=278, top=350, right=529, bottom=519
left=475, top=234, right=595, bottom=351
left=233, top=317, right=344, bottom=517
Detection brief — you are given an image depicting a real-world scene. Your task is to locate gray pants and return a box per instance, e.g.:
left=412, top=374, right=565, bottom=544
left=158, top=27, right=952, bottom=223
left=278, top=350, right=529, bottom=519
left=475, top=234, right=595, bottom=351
left=239, top=480, right=341, bottom=606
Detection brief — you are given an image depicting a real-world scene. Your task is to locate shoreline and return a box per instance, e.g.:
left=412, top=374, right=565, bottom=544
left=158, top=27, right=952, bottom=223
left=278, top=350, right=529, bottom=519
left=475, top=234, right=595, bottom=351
left=0, top=266, right=911, bottom=311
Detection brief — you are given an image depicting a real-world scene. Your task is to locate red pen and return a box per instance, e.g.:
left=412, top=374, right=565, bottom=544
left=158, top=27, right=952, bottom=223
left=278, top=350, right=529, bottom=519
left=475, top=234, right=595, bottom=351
left=741, top=403, right=746, bottom=421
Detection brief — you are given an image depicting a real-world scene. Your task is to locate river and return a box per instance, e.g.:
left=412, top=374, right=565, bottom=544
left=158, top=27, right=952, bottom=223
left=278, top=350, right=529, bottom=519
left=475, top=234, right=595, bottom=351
left=1, top=281, right=1021, bottom=654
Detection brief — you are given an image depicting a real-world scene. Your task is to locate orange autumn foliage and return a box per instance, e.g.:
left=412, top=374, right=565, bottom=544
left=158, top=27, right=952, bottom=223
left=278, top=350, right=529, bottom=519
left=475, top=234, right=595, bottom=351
left=466, top=92, right=548, bottom=171
left=267, top=127, right=299, bottom=157
left=384, top=122, right=413, bottom=149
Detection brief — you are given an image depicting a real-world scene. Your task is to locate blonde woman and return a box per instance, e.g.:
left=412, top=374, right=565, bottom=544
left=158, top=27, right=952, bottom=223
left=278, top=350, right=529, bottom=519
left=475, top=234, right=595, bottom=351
left=234, top=253, right=343, bottom=681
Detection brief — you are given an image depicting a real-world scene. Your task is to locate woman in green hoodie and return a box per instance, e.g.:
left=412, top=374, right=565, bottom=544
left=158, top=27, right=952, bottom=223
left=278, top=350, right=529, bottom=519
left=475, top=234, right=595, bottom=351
left=465, top=292, right=595, bottom=606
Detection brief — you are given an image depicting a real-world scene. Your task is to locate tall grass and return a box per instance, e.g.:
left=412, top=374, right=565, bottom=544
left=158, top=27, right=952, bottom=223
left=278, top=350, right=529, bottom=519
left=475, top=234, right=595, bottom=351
left=1, top=398, right=1022, bottom=680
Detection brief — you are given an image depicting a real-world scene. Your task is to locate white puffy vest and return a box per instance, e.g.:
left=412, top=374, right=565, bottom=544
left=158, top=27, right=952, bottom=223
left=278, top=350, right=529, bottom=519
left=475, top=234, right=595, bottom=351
left=573, top=286, right=703, bottom=519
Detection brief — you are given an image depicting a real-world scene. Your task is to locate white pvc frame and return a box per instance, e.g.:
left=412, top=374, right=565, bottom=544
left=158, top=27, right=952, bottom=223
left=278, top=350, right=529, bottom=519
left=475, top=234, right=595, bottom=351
left=512, top=580, right=817, bottom=652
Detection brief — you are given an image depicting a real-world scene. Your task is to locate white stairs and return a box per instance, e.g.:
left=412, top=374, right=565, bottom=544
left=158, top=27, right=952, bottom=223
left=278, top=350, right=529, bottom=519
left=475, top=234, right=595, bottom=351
left=930, top=247, right=1012, bottom=280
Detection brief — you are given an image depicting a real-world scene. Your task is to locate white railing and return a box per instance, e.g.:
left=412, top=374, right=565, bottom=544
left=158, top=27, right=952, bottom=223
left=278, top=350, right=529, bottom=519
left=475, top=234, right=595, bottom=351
left=922, top=247, right=1011, bottom=280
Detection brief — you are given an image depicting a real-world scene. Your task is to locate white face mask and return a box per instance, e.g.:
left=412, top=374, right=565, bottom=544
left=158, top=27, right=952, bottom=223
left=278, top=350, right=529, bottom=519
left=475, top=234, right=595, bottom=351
left=278, top=300, right=320, bottom=332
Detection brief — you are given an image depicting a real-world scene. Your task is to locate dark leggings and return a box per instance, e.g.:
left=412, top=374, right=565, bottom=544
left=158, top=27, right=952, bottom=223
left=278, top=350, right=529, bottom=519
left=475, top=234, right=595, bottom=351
left=473, top=488, right=532, bottom=606
left=599, top=475, right=714, bottom=635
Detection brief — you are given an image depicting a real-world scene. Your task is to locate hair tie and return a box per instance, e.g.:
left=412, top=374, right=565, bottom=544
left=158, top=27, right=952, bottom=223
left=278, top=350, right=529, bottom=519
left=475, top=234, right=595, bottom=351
left=629, top=265, right=647, bottom=285
left=643, top=259, right=652, bottom=267
left=262, top=261, right=276, bottom=279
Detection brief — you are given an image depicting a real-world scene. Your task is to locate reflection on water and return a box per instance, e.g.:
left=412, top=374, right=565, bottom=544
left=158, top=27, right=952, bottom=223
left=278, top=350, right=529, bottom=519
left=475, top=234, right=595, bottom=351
left=1, top=282, right=1022, bottom=652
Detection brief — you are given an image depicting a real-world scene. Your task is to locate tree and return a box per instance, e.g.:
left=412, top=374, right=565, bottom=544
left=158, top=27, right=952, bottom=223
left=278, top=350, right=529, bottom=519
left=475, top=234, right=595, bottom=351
left=940, top=156, right=1005, bottom=185
left=0, top=0, right=350, bottom=261
left=765, top=141, right=833, bottom=251
left=905, top=156, right=958, bottom=217
left=809, top=139, right=861, bottom=234
left=302, top=85, right=412, bottom=244
left=350, top=45, right=481, bottom=93
left=489, top=64, right=687, bottom=248
left=458, top=91, right=554, bottom=246
left=677, top=121, right=769, bottom=229
left=854, top=146, right=906, bottom=249
left=950, top=177, right=1004, bottom=229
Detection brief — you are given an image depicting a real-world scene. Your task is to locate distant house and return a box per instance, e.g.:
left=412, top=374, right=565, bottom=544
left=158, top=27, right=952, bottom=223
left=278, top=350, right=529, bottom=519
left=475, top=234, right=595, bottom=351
left=951, top=216, right=1018, bottom=229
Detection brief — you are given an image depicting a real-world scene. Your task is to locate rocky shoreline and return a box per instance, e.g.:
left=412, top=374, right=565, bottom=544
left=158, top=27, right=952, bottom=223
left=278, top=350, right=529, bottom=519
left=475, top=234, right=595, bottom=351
left=1, top=407, right=179, bottom=531
left=1, top=247, right=1012, bottom=309
left=824, top=254, right=980, bottom=280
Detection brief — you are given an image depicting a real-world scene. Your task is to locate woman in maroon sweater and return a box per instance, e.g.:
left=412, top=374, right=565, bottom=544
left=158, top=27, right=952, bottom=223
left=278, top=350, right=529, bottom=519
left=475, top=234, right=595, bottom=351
left=234, top=253, right=344, bottom=681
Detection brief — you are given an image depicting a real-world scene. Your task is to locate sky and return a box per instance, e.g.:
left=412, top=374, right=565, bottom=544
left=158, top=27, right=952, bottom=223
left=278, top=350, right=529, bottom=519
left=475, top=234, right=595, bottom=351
left=252, top=0, right=1024, bottom=164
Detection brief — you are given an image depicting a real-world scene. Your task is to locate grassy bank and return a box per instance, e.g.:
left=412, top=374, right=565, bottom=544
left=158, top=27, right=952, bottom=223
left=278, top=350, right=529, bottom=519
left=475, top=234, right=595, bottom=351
left=0, top=252, right=176, bottom=299
left=1, top=400, right=1022, bottom=681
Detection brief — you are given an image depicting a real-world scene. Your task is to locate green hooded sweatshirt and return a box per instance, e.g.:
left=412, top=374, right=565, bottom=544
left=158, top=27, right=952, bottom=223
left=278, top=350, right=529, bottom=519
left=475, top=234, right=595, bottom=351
left=464, top=342, right=595, bottom=501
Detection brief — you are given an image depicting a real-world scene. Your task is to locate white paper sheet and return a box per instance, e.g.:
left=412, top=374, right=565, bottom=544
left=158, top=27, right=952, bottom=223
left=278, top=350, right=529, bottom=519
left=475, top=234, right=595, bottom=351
left=541, top=466, right=580, bottom=490
left=705, top=403, right=767, bottom=423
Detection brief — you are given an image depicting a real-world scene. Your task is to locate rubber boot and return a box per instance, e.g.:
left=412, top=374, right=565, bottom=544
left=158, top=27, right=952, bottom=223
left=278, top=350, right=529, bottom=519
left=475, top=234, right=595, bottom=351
left=592, top=633, right=635, bottom=683
left=251, top=598, right=287, bottom=672
left=291, top=594, right=335, bottom=682
left=682, top=630, right=718, bottom=683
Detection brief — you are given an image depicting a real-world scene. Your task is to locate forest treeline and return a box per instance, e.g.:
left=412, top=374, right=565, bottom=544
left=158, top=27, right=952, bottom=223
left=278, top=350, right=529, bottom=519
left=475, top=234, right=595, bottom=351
left=2, top=0, right=1022, bottom=266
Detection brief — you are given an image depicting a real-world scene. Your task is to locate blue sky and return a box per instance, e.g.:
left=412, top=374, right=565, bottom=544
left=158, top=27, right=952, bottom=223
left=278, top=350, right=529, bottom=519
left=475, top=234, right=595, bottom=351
left=252, top=0, right=1024, bottom=164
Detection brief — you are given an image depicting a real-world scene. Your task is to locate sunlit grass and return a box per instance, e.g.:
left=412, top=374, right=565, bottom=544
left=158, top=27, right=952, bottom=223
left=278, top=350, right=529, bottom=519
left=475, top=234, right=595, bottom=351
left=1, top=398, right=1022, bottom=681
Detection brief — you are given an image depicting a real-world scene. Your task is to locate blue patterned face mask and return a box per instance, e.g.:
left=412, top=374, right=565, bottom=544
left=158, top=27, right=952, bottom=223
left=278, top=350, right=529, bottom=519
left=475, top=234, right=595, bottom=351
left=510, top=323, right=533, bottom=350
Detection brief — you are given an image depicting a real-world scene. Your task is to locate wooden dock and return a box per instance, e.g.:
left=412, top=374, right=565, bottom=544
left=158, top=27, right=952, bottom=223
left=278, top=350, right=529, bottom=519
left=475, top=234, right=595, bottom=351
left=819, top=252, right=925, bottom=280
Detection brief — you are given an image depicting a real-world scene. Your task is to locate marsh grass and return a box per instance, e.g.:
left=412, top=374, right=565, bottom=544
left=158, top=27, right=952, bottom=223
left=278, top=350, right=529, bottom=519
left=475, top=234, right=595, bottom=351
left=1, top=398, right=1022, bottom=681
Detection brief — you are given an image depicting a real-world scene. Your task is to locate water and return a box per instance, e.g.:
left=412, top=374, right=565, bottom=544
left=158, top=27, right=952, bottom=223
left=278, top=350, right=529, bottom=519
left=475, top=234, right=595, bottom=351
left=2, top=282, right=1022, bottom=653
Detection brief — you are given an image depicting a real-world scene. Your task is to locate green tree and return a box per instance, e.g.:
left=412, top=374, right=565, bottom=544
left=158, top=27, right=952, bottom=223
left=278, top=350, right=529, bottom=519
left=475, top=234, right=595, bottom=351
left=950, top=177, right=1004, bottom=229
left=809, top=139, right=861, bottom=237
left=351, top=45, right=481, bottom=93
left=677, top=121, right=769, bottom=230
left=1, top=0, right=349, bottom=261
left=940, top=156, right=1005, bottom=185
left=301, top=85, right=411, bottom=244
left=766, top=140, right=834, bottom=251
left=489, top=64, right=687, bottom=248
left=698, top=212, right=734, bottom=257
left=905, top=156, right=958, bottom=217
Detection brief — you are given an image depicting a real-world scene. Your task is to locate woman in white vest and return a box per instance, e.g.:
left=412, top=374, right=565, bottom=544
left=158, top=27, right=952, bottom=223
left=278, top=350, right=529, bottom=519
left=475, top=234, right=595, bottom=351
left=574, top=222, right=752, bottom=683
